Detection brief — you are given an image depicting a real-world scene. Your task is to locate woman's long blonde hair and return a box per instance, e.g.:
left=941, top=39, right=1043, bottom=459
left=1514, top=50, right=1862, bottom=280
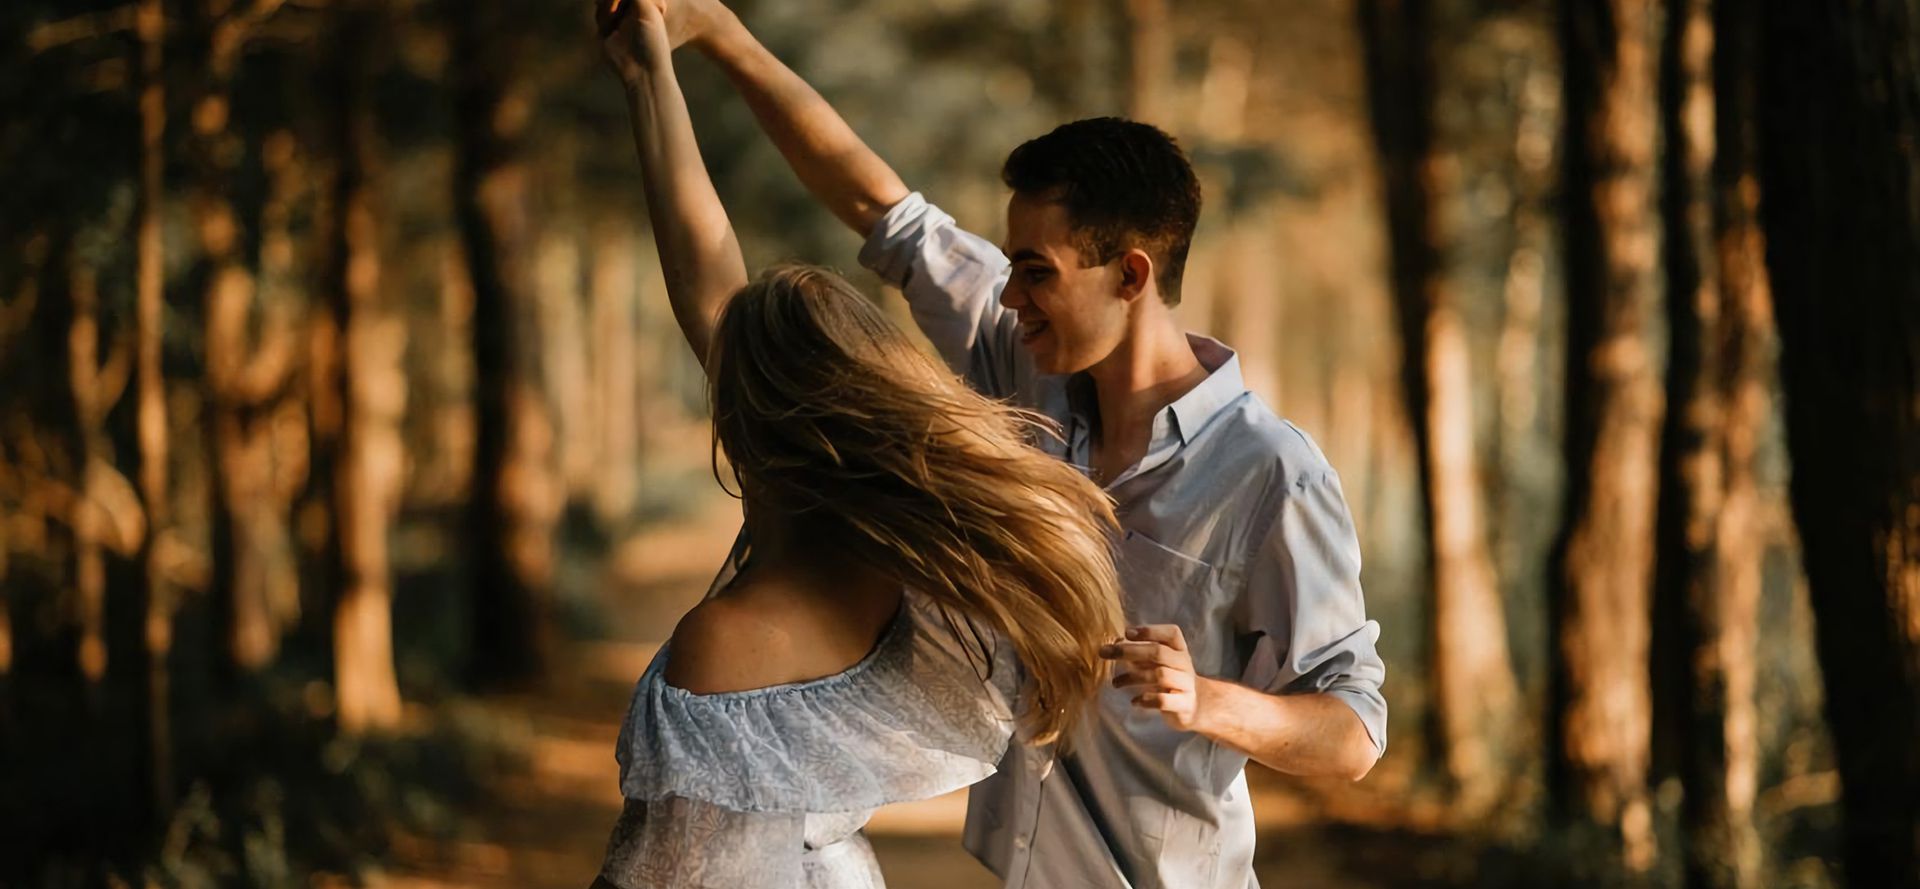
left=706, top=264, right=1124, bottom=746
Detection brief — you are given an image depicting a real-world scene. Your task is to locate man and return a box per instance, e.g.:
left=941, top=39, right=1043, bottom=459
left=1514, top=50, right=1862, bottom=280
left=654, top=4, right=1387, bottom=887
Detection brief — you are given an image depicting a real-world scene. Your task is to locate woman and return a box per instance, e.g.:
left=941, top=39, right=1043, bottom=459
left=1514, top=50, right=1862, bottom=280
left=590, top=2, right=1125, bottom=886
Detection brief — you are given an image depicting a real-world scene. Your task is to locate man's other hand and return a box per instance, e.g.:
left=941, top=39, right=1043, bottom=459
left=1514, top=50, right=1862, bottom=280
left=1102, top=624, right=1205, bottom=732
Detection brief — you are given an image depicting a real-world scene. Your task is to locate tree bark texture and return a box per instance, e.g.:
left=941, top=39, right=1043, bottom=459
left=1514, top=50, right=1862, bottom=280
left=1359, top=0, right=1522, bottom=816
left=187, top=0, right=298, bottom=676
left=326, top=1, right=404, bottom=734
left=1756, top=2, right=1920, bottom=884
left=1552, top=0, right=1664, bottom=872
left=453, top=0, right=559, bottom=687
left=131, top=0, right=175, bottom=826
left=1653, top=1, right=1770, bottom=886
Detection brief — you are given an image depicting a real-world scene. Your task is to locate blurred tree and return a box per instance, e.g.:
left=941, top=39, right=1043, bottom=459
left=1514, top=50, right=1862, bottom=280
left=1551, top=0, right=1662, bottom=874
left=129, top=0, right=175, bottom=826
left=453, top=0, right=559, bottom=687
left=324, top=0, right=403, bottom=733
left=588, top=219, right=640, bottom=526
left=63, top=241, right=137, bottom=699
left=184, top=0, right=300, bottom=676
left=1358, top=0, right=1521, bottom=817
left=1652, top=0, right=1770, bottom=886
left=1757, top=2, right=1920, bottom=884
left=1125, top=0, right=1169, bottom=124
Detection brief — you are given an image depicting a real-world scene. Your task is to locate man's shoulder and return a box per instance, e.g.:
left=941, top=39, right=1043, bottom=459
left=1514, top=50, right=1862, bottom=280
left=1209, top=394, right=1336, bottom=492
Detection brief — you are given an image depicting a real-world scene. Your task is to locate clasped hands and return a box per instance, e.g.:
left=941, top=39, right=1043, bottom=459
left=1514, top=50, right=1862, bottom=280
left=598, top=0, right=728, bottom=60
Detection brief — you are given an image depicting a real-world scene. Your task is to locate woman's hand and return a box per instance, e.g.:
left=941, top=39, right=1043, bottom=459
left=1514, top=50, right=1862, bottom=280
left=598, top=0, right=672, bottom=90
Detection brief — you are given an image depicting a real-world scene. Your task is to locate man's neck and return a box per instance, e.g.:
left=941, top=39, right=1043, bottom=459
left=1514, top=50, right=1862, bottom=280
left=1085, top=312, right=1207, bottom=446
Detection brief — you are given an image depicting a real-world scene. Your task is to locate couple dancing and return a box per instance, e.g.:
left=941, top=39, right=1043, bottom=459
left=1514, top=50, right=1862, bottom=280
left=589, top=1, right=1387, bottom=887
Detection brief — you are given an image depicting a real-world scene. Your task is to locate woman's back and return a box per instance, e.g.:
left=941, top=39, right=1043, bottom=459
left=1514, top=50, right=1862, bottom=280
left=663, top=561, right=903, bottom=696
left=600, top=545, right=1019, bottom=889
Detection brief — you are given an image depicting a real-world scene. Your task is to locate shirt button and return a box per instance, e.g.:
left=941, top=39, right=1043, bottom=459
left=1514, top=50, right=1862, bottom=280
left=1014, top=835, right=1029, bottom=851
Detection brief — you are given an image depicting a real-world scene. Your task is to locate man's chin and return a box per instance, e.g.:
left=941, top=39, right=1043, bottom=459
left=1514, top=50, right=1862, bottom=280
left=1025, top=347, right=1067, bottom=375
left=1021, top=339, right=1089, bottom=375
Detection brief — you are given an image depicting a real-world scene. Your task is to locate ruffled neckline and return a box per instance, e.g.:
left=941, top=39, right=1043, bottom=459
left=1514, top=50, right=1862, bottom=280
left=615, top=593, right=1014, bottom=814
left=651, top=599, right=909, bottom=702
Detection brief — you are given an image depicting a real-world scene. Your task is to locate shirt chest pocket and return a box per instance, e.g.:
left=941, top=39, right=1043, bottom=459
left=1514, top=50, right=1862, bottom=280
left=1116, top=531, right=1221, bottom=675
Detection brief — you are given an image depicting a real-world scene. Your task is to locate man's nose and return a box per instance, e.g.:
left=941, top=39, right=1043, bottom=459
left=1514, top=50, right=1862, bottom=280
left=999, top=281, right=1029, bottom=310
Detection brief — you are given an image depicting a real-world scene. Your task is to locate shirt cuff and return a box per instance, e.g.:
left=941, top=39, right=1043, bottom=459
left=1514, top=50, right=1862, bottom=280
left=858, top=191, right=942, bottom=288
left=1327, top=685, right=1388, bottom=757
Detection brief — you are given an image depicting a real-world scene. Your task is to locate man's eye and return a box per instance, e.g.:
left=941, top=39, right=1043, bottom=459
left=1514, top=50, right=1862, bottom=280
left=1024, top=268, right=1052, bottom=284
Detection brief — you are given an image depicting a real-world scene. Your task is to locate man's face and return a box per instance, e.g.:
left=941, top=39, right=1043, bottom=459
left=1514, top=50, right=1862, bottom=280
left=1001, top=192, right=1133, bottom=375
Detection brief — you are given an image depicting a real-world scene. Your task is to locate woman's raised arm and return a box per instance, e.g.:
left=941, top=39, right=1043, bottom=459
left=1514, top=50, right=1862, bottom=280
left=600, top=0, right=747, bottom=371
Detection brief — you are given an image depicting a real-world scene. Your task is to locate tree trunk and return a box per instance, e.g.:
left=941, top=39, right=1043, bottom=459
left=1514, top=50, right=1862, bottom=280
left=1756, top=3, right=1920, bottom=884
left=453, top=0, right=557, bottom=687
left=1653, top=1, right=1770, bottom=886
left=1359, top=0, right=1522, bottom=815
left=131, top=0, right=174, bottom=826
left=65, top=252, right=111, bottom=695
left=1551, top=0, right=1663, bottom=873
left=326, top=1, right=403, bottom=734
left=590, top=220, right=639, bottom=527
left=1125, top=0, right=1171, bottom=123
left=187, top=0, right=295, bottom=677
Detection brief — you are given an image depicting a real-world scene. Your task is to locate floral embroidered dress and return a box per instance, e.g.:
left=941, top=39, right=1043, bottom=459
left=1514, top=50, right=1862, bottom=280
left=597, top=541, right=1016, bottom=889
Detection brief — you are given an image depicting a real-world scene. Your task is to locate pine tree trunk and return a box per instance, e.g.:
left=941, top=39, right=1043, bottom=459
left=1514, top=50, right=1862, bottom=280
left=131, top=0, right=174, bottom=825
left=1125, top=0, right=1170, bottom=123
left=1654, top=1, right=1769, bottom=885
left=453, top=0, right=557, bottom=687
left=326, top=2, right=403, bottom=733
left=1756, top=2, right=1920, bottom=884
left=1359, top=0, right=1521, bottom=815
left=65, top=252, right=111, bottom=694
left=188, top=0, right=293, bottom=676
left=1552, top=0, right=1663, bottom=873
left=590, top=220, right=639, bottom=527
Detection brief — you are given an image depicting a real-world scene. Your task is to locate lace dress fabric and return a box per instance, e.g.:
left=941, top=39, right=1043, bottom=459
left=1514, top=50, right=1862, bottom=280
left=598, top=548, right=1016, bottom=889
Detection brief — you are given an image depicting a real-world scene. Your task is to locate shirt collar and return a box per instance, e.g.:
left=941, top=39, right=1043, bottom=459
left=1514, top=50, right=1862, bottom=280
left=1059, top=333, right=1246, bottom=467
left=1165, top=334, right=1244, bottom=445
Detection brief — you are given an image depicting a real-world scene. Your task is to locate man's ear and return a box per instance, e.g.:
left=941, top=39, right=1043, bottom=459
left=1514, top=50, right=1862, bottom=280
left=1118, top=249, right=1154, bottom=303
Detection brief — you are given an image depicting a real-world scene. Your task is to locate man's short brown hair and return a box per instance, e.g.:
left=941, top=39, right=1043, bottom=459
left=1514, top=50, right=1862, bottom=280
left=1001, top=118, right=1203, bottom=305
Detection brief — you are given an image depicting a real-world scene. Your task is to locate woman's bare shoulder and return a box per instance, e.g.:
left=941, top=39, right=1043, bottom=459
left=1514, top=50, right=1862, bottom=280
left=662, top=597, right=799, bottom=694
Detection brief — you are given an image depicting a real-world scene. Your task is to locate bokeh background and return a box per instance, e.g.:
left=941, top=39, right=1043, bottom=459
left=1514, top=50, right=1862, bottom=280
left=3, top=0, right=1917, bottom=887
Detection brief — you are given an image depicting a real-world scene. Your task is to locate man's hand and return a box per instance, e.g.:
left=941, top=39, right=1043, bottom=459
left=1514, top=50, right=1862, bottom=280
left=1101, top=625, right=1207, bottom=732
left=600, top=0, right=730, bottom=51
left=598, top=0, right=671, bottom=89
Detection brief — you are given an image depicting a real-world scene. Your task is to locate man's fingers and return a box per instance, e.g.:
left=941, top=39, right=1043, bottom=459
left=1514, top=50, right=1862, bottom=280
left=1099, top=641, right=1165, bottom=661
left=1112, top=665, right=1194, bottom=691
left=1125, top=624, right=1188, bottom=652
left=1111, top=668, right=1182, bottom=690
left=1131, top=690, right=1184, bottom=710
left=597, top=0, right=627, bottom=37
left=1100, top=641, right=1188, bottom=672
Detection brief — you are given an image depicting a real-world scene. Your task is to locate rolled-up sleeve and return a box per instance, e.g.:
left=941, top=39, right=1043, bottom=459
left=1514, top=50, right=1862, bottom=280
left=858, top=192, right=1025, bottom=399
left=1237, top=470, right=1388, bottom=755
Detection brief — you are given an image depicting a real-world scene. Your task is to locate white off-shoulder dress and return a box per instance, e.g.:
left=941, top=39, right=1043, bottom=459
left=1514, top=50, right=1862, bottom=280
left=597, top=543, right=1017, bottom=889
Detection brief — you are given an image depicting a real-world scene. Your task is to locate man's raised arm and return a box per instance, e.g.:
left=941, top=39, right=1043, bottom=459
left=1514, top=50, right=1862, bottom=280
left=667, top=1, right=1025, bottom=397
left=673, top=1, right=908, bottom=237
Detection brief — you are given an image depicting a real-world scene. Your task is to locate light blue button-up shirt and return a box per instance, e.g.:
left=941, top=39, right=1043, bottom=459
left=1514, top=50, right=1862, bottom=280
left=860, top=193, right=1389, bottom=889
